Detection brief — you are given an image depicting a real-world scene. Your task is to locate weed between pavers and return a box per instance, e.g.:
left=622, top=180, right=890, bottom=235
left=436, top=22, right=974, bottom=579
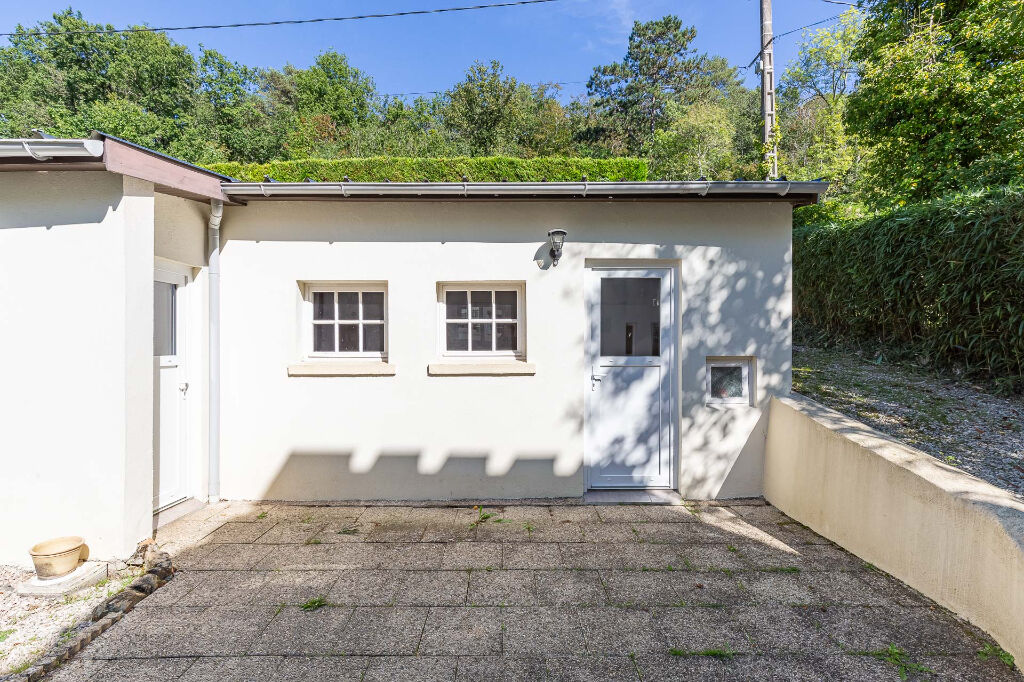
left=304, top=538, right=322, bottom=545
left=760, top=566, right=801, bottom=573
left=337, top=527, right=359, bottom=535
left=301, top=597, right=328, bottom=612
left=469, top=506, right=496, bottom=529
left=669, top=646, right=735, bottom=660
left=853, top=644, right=932, bottom=680
left=256, top=512, right=268, bottom=519
left=0, top=628, right=15, bottom=643
left=978, top=643, right=1015, bottom=668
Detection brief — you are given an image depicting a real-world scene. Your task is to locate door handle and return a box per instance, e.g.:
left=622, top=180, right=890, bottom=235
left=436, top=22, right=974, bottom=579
left=179, top=382, right=190, bottom=396
left=591, top=375, right=604, bottom=391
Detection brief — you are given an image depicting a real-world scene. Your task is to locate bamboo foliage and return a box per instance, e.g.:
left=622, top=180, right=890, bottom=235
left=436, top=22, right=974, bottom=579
left=794, top=186, right=1024, bottom=390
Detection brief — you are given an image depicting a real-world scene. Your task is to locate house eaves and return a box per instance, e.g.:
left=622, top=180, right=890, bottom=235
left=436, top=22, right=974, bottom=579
left=221, top=180, right=829, bottom=206
left=0, top=133, right=238, bottom=204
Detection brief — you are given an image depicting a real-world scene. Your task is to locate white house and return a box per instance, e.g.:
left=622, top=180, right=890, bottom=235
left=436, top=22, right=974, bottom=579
left=0, top=133, right=827, bottom=565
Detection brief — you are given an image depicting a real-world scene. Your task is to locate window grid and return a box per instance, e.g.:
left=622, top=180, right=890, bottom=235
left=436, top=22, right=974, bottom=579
left=441, top=286, right=523, bottom=356
left=309, top=287, right=386, bottom=358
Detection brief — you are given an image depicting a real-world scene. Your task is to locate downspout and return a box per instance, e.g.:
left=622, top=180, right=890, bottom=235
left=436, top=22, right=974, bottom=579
left=207, top=199, right=223, bottom=502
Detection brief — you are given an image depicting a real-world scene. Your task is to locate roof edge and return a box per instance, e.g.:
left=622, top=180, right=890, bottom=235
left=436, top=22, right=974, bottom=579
left=221, top=180, right=828, bottom=204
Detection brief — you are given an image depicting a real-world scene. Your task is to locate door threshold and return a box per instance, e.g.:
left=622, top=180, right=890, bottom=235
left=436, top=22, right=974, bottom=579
left=153, top=497, right=204, bottom=529
left=584, top=489, right=683, bottom=505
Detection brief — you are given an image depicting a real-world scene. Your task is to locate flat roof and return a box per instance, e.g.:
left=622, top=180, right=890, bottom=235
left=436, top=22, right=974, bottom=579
left=0, top=135, right=829, bottom=206
left=221, top=180, right=828, bottom=206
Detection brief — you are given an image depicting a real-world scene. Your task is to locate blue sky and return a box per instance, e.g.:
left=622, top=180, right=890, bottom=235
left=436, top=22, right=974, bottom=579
left=0, top=0, right=845, bottom=99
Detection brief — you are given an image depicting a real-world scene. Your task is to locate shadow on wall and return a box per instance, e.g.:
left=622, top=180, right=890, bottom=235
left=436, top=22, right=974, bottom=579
left=578, top=243, right=789, bottom=498
left=263, top=451, right=580, bottom=501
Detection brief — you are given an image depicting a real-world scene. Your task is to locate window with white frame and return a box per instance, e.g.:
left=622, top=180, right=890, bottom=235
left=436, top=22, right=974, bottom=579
left=705, top=358, right=752, bottom=405
left=306, top=284, right=387, bottom=358
left=440, top=284, right=524, bottom=356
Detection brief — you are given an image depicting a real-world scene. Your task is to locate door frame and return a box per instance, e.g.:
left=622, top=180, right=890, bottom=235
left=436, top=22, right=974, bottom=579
left=154, top=260, right=193, bottom=512
left=583, top=264, right=679, bottom=490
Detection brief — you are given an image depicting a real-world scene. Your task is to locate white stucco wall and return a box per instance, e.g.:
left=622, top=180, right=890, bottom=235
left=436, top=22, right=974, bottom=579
left=0, top=172, right=155, bottom=565
left=219, top=200, right=791, bottom=501
left=155, top=193, right=209, bottom=267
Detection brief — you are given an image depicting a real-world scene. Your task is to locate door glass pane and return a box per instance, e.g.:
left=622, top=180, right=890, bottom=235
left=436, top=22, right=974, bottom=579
left=363, top=323, right=384, bottom=352
left=363, top=292, right=385, bottom=321
left=470, top=291, right=493, bottom=319
left=710, top=366, right=744, bottom=399
left=494, top=291, right=517, bottom=319
left=154, top=282, right=175, bottom=356
left=600, top=278, right=660, bottom=356
left=495, top=323, right=517, bottom=351
left=313, top=292, right=334, bottom=320
left=337, top=292, right=359, bottom=320
left=338, top=324, right=359, bottom=351
left=313, top=324, right=335, bottom=352
left=446, top=323, right=469, bottom=350
left=446, top=291, right=468, bottom=319
left=471, top=322, right=493, bottom=350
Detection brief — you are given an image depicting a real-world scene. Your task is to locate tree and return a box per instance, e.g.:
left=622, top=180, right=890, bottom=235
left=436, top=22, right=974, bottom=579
left=847, top=0, right=1024, bottom=205
left=778, top=10, right=866, bottom=193
left=649, top=101, right=735, bottom=180
left=587, top=16, right=715, bottom=154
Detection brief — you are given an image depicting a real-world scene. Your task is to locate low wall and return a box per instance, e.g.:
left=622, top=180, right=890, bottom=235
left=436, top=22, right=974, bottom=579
left=765, top=395, right=1024, bottom=667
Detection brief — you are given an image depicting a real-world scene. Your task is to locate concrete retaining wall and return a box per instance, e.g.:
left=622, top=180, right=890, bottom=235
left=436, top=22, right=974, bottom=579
left=765, top=394, right=1024, bottom=666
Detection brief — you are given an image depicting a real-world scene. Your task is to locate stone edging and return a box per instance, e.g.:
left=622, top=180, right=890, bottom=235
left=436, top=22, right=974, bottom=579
left=2, top=545, right=175, bottom=682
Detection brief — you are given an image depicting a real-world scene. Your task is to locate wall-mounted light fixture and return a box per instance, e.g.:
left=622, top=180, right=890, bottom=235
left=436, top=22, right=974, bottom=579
left=547, top=229, right=567, bottom=267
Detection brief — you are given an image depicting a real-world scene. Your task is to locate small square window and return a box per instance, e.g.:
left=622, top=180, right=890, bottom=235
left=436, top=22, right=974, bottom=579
left=706, top=358, right=752, bottom=405
left=306, top=284, right=387, bottom=359
left=439, top=283, right=524, bottom=357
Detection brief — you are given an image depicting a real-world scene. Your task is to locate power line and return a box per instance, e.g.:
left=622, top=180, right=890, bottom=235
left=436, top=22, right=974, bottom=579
left=819, top=0, right=858, bottom=6
left=743, top=14, right=843, bottom=69
left=383, top=79, right=586, bottom=98
left=0, top=0, right=562, bottom=37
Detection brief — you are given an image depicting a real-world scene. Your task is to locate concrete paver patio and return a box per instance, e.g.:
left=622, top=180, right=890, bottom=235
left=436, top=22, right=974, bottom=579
left=49, top=501, right=1020, bottom=681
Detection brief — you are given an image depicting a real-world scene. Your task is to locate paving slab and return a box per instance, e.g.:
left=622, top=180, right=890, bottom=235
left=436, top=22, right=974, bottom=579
left=65, top=502, right=1019, bottom=682
left=502, top=607, right=587, bottom=656
left=418, top=607, right=502, bottom=655
left=270, top=656, right=368, bottom=682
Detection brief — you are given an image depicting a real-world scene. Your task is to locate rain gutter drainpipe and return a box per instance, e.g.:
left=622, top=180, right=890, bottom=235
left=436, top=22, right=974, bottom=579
left=207, top=199, right=223, bottom=502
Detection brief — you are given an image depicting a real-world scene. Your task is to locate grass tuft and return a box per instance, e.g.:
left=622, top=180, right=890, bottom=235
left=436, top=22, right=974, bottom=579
left=669, top=646, right=735, bottom=660
left=978, top=643, right=1015, bottom=668
left=300, top=597, right=328, bottom=611
left=853, top=644, right=932, bottom=680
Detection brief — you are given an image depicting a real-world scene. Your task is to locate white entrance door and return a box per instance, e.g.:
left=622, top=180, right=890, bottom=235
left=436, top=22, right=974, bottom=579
left=153, top=269, right=189, bottom=511
left=585, top=267, right=676, bottom=489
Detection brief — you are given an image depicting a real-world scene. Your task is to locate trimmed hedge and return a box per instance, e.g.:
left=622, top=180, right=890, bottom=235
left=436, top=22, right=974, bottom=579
left=794, top=186, right=1024, bottom=391
left=208, top=156, right=648, bottom=183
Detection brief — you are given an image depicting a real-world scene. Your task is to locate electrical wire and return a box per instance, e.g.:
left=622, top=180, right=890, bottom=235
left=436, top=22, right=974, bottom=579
left=742, top=13, right=844, bottom=69
left=0, top=0, right=562, bottom=37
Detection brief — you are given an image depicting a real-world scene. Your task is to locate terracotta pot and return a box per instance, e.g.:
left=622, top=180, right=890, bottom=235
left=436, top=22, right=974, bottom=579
left=29, top=536, right=87, bottom=579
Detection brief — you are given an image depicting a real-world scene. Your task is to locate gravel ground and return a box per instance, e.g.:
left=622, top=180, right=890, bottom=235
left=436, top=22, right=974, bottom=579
left=793, top=345, right=1024, bottom=499
left=0, top=565, right=137, bottom=676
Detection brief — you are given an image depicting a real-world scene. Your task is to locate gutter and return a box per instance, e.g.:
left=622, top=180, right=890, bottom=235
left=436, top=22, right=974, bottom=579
left=0, top=138, right=104, bottom=160
left=207, top=200, right=223, bottom=502
left=221, top=180, right=827, bottom=200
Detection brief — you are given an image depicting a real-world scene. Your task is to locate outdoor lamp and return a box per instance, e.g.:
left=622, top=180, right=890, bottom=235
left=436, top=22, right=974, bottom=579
left=548, top=229, right=567, bottom=266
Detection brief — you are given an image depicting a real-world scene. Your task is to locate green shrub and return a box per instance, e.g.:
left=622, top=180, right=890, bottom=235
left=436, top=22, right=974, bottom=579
left=207, top=156, right=647, bottom=183
left=794, top=186, right=1024, bottom=392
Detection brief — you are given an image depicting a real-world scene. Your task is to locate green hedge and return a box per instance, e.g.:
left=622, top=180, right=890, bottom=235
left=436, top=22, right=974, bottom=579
left=208, top=156, right=648, bottom=182
left=794, top=186, right=1024, bottom=391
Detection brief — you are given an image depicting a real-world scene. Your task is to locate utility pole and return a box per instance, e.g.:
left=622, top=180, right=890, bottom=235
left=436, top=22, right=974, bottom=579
left=759, top=0, right=778, bottom=179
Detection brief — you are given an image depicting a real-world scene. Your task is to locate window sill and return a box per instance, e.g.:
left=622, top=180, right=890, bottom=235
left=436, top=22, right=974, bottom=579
left=427, top=362, right=536, bottom=376
left=288, top=361, right=395, bottom=377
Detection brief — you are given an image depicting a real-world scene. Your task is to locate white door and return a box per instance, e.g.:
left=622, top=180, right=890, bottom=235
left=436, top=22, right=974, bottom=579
left=585, top=267, right=676, bottom=489
left=153, top=270, right=189, bottom=511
